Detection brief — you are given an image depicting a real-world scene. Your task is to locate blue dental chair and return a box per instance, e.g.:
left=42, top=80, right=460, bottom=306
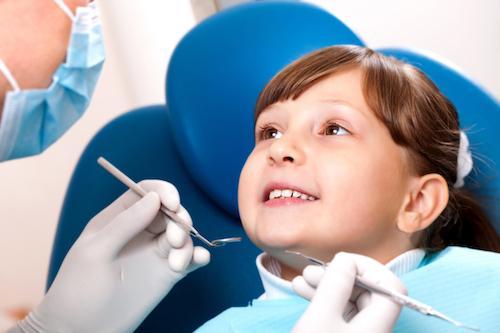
left=47, top=1, right=500, bottom=332
left=46, top=2, right=363, bottom=332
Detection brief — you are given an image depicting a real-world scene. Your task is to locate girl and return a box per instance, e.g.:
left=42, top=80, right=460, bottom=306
left=196, top=46, right=500, bottom=332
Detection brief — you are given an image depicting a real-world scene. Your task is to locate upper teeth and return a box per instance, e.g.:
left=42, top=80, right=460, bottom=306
left=269, top=189, right=316, bottom=201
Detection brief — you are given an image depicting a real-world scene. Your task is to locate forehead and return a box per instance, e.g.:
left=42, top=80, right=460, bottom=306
left=298, top=68, right=365, bottom=104
left=257, top=68, right=372, bottom=121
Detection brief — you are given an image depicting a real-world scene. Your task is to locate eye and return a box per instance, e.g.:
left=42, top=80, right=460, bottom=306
left=322, top=122, right=350, bottom=136
left=257, top=125, right=282, bottom=141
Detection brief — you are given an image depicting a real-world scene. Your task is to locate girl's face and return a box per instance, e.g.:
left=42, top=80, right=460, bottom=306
left=238, top=68, right=417, bottom=270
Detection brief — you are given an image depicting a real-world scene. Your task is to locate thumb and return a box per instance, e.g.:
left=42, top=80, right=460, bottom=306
left=97, top=192, right=161, bottom=256
left=308, top=253, right=358, bottom=317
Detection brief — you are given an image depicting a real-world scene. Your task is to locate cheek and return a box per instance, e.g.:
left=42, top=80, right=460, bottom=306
left=318, top=147, right=406, bottom=227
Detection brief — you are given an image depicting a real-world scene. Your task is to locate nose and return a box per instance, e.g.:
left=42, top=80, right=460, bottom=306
left=267, top=133, right=305, bottom=166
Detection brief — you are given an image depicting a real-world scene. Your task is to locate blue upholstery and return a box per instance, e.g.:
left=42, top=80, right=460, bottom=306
left=379, top=48, right=500, bottom=230
left=47, top=105, right=262, bottom=332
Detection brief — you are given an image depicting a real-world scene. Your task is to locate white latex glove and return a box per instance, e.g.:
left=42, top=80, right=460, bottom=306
left=9, top=180, right=210, bottom=333
left=292, top=252, right=406, bottom=333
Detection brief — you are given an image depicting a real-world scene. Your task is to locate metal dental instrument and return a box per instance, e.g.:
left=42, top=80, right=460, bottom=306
left=97, top=157, right=242, bottom=247
left=286, top=250, right=480, bottom=332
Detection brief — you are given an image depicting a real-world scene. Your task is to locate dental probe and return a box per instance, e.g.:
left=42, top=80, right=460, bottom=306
left=286, top=251, right=480, bottom=332
left=97, top=157, right=242, bottom=247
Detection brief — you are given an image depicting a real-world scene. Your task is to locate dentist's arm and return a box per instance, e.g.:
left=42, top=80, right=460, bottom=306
left=9, top=180, right=209, bottom=333
left=292, top=252, right=406, bottom=333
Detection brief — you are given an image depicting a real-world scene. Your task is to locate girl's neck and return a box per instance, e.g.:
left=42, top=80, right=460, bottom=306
left=279, top=260, right=302, bottom=281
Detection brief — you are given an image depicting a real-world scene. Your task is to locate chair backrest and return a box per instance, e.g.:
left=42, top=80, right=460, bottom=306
left=47, top=105, right=263, bottom=332
left=47, top=2, right=364, bottom=332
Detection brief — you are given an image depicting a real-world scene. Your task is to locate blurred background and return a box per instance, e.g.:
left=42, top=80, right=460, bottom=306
left=0, top=0, right=498, bottom=320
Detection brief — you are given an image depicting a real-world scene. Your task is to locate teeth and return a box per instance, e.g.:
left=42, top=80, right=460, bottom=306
left=268, top=188, right=316, bottom=201
left=270, top=189, right=281, bottom=199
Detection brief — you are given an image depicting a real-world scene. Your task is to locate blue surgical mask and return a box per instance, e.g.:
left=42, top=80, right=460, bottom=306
left=0, top=0, right=105, bottom=162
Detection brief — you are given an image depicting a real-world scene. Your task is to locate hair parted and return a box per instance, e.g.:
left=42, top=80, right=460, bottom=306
left=255, top=45, right=499, bottom=252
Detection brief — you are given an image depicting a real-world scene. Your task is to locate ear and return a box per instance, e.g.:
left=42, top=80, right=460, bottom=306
left=397, top=174, right=449, bottom=234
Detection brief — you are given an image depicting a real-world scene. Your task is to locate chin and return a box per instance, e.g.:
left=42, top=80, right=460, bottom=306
left=242, top=212, right=315, bottom=253
left=252, top=223, right=304, bottom=250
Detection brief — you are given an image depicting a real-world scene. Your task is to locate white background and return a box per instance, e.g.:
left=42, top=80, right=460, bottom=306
left=0, top=0, right=498, bottom=312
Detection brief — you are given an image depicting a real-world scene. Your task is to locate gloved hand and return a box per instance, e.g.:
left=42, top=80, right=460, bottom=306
left=292, top=252, right=406, bottom=333
left=10, top=180, right=210, bottom=333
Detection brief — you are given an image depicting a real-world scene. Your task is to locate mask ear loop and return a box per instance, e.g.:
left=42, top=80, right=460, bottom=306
left=0, top=59, right=20, bottom=92
left=53, top=0, right=76, bottom=21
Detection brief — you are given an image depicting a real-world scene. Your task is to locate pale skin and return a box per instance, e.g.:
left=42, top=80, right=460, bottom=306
left=0, top=0, right=91, bottom=118
left=238, top=67, right=449, bottom=281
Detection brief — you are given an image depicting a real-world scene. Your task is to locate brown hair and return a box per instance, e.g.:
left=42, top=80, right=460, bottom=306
left=255, top=45, right=500, bottom=252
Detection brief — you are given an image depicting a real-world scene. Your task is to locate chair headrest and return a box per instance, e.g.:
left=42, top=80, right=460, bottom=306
left=166, top=1, right=363, bottom=217
left=380, top=48, right=500, bottom=229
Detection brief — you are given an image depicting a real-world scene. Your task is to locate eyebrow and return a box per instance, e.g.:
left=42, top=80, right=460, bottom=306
left=255, top=98, right=371, bottom=127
